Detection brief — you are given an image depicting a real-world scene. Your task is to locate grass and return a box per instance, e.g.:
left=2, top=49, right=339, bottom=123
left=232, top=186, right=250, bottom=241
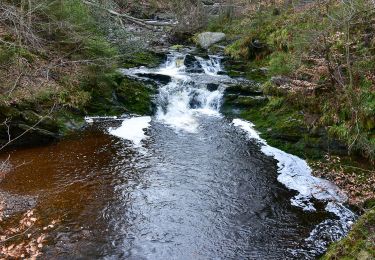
left=215, top=0, right=375, bottom=162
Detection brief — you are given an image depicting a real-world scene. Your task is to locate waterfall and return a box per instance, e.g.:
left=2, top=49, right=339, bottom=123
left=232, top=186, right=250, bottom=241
left=122, top=52, right=229, bottom=133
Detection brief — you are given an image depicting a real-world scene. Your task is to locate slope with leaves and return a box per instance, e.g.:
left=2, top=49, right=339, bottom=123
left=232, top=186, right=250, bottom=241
left=214, top=0, right=375, bottom=162
left=0, top=0, right=163, bottom=148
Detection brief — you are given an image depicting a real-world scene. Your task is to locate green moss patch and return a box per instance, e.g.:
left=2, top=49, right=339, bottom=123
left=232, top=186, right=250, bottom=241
left=322, top=208, right=375, bottom=260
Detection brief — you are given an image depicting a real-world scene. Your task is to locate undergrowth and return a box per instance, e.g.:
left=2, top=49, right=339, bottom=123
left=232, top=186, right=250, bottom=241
left=214, top=0, right=375, bottom=162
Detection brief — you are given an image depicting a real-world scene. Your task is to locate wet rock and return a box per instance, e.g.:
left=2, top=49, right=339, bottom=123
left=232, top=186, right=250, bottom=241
left=0, top=116, right=59, bottom=148
left=196, top=32, right=226, bottom=49
left=184, top=54, right=204, bottom=73
left=17, top=123, right=58, bottom=143
left=189, top=93, right=202, bottom=109
left=225, top=84, right=263, bottom=96
left=135, top=73, right=171, bottom=85
left=207, top=83, right=219, bottom=91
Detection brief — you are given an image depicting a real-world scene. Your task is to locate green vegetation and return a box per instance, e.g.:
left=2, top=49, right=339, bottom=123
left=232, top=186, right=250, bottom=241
left=322, top=207, right=375, bottom=260
left=214, top=2, right=375, bottom=258
left=214, top=0, right=375, bottom=162
left=0, top=0, right=162, bottom=146
left=234, top=97, right=326, bottom=159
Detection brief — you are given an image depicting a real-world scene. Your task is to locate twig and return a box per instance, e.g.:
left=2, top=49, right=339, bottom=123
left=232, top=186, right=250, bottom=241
left=0, top=226, right=33, bottom=243
left=0, top=103, right=57, bottom=151
left=7, top=73, right=22, bottom=97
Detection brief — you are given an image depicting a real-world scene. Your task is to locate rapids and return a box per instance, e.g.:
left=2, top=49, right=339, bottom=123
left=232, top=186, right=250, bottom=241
left=1, top=50, right=355, bottom=259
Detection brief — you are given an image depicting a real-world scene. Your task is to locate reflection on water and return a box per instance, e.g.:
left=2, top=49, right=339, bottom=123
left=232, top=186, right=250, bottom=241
left=0, top=52, right=354, bottom=259
left=1, top=120, right=329, bottom=259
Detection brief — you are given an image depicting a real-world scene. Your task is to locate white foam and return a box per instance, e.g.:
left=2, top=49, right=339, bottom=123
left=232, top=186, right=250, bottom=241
left=157, top=55, right=188, bottom=79
left=85, top=116, right=119, bottom=123
left=109, top=116, right=152, bottom=148
left=196, top=56, right=222, bottom=76
left=305, top=202, right=356, bottom=254
left=119, top=53, right=228, bottom=134
left=232, top=118, right=347, bottom=211
left=232, top=118, right=356, bottom=254
left=156, top=91, right=199, bottom=133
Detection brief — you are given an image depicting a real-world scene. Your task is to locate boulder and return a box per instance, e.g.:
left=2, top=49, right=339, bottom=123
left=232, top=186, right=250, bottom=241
left=196, top=32, right=226, bottom=49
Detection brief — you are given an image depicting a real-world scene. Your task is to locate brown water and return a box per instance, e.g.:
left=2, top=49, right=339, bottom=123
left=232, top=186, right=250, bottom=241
left=1, top=119, right=331, bottom=259
left=0, top=53, right=353, bottom=259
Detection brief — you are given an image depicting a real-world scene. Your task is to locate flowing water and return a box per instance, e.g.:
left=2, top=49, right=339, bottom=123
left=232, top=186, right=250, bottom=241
left=1, top=51, right=355, bottom=259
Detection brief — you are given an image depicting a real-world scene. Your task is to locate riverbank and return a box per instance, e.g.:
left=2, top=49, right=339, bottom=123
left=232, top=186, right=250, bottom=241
left=1, top=0, right=374, bottom=258
left=221, top=85, right=374, bottom=259
left=0, top=0, right=170, bottom=150
left=205, top=0, right=374, bottom=258
left=0, top=2, right=168, bottom=256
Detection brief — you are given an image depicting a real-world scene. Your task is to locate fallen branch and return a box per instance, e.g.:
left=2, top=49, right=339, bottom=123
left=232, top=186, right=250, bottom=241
left=82, top=1, right=176, bottom=28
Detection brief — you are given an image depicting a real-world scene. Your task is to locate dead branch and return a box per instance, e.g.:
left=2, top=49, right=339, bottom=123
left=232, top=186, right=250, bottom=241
left=82, top=1, right=176, bottom=28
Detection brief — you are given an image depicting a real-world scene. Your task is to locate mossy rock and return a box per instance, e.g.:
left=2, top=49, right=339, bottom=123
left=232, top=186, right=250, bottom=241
left=224, top=84, right=263, bottom=96
left=115, top=78, right=156, bottom=115
left=0, top=105, right=21, bottom=120
left=0, top=123, right=58, bottom=147
left=322, top=208, right=375, bottom=260
left=223, top=95, right=267, bottom=109
left=21, top=110, right=41, bottom=125
left=171, top=45, right=184, bottom=51
left=54, top=110, right=85, bottom=135
left=121, top=51, right=165, bottom=69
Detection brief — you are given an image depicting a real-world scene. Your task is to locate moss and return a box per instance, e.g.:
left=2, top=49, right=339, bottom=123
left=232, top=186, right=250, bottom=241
left=0, top=0, right=165, bottom=148
left=0, top=105, right=21, bottom=119
left=322, top=208, right=375, bottom=260
left=115, top=78, right=156, bottom=115
left=223, top=58, right=269, bottom=82
left=53, top=110, right=85, bottom=135
left=0, top=46, right=16, bottom=65
left=221, top=93, right=326, bottom=159
left=121, top=51, right=165, bottom=69
left=217, top=0, right=375, bottom=161
left=171, top=45, right=184, bottom=51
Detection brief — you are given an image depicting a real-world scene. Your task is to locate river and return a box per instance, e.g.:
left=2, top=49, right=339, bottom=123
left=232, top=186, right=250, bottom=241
left=0, top=51, right=355, bottom=259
